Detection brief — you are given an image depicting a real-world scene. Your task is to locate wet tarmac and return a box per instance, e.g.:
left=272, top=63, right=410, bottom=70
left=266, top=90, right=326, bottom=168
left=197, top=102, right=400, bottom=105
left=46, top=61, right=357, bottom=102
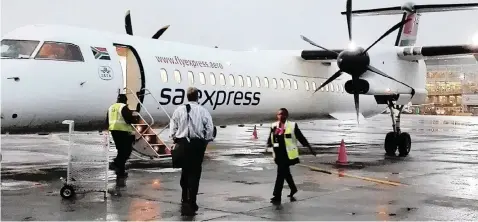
left=2, top=114, right=478, bottom=221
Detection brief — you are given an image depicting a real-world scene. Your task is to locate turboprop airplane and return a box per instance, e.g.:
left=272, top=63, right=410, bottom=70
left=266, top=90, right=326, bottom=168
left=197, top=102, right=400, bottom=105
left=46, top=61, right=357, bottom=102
left=1, top=1, right=478, bottom=160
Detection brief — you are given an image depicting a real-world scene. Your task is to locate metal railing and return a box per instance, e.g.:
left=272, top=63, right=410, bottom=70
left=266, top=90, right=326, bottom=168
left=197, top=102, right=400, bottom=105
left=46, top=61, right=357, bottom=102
left=140, top=88, right=172, bottom=135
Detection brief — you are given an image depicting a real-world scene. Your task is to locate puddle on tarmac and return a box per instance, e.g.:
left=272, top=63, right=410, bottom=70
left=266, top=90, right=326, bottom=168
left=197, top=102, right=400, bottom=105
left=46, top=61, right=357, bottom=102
left=131, top=168, right=182, bottom=173
left=1, top=180, right=44, bottom=191
left=212, top=155, right=273, bottom=168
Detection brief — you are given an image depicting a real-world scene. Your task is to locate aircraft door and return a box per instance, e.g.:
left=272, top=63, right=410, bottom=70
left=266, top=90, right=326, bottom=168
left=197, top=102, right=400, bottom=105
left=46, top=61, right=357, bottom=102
left=113, top=44, right=145, bottom=112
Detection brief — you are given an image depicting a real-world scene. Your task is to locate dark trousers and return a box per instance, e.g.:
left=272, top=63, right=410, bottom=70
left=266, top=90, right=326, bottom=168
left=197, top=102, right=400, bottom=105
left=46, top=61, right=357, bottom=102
left=273, top=164, right=298, bottom=198
left=179, top=139, right=207, bottom=206
left=110, top=130, right=134, bottom=177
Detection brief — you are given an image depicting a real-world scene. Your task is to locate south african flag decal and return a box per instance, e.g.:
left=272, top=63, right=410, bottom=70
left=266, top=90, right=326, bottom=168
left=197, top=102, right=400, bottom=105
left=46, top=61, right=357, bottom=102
left=91, top=47, right=111, bottom=60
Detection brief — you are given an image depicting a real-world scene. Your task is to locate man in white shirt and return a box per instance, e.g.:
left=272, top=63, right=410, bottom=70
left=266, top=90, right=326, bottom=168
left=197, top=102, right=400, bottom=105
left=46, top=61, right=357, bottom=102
left=169, top=87, right=214, bottom=215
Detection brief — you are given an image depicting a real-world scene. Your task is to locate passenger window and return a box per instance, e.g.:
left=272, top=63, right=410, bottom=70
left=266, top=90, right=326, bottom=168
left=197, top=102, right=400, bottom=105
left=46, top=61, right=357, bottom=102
left=264, top=77, right=269, bottom=88
left=199, top=72, right=206, bottom=85
left=255, top=76, right=261, bottom=88
left=35, top=41, right=84, bottom=61
left=286, top=79, right=291, bottom=90
left=91, top=46, right=110, bottom=60
left=210, top=72, right=216, bottom=85
left=174, top=70, right=181, bottom=83
left=1, top=39, right=40, bottom=59
left=272, top=78, right=278, bottom=89
left=293, top=80, right=298, bottom=90
left=305, top=81, right=310, bottom=91
left=331, top=84, right=334, bottom=92
left=246, top=76, right=252, bottom=88
left=188, top=71, right=194, bottom=85
left=342, top=84, right=345, bottom=93
left=219, top=73, right=226, bottom=86
left=229, top=74, right=235, bottom=86
left=280, top=79, right=285, bottom=89
left=238, top=75, right=244, bottom=87
left=325, top=85, right=329, bottom=92
left=160, top=68, right=168, bottom=83
left=320, top=82, right=325, bottom=91
left=312, top=82, right=317, bottom=91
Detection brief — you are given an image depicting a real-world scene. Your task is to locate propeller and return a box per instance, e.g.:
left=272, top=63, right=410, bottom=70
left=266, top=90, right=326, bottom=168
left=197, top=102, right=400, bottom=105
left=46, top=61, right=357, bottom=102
left=124, top=10, right=170, bottom=39
left=301, top=0, right=413, bottom=124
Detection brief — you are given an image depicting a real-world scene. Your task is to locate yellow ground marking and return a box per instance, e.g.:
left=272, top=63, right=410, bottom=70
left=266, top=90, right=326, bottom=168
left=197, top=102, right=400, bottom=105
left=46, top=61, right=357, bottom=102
left=298, top=164, right=404, bottom=186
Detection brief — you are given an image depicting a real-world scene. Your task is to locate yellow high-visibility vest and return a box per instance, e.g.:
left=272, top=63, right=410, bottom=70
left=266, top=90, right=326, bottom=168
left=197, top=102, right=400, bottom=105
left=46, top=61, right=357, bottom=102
left=270, top=120, right=299, bottom=160
left=108, top=103, right=134, bottom=132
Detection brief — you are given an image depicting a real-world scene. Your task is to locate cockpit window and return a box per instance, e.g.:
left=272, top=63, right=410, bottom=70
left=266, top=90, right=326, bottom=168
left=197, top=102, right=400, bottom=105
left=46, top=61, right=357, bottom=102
left=1, top=39, right=40, bottom=59
left=34, top=41, right=84, bottom=62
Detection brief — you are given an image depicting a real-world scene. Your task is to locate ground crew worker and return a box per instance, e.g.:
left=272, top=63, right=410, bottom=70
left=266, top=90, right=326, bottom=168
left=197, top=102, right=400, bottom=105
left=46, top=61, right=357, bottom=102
left=170, top=87, right=214, bottom=216
left=266, top=108, right=316, bottom=205
left=105, top=94, right=137, bottom=188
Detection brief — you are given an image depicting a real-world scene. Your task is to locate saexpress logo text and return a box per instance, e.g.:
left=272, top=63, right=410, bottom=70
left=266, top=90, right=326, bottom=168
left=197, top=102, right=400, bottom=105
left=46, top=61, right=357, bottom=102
left=158, top=88, right=260, bottom=110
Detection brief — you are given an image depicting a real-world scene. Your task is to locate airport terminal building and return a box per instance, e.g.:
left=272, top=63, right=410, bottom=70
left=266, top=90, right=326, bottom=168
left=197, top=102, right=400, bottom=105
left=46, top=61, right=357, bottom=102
left=416, top=56, right=478, bottom=115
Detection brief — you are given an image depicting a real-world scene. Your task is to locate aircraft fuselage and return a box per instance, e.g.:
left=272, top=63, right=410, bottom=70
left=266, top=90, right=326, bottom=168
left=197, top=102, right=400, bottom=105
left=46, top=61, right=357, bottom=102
left=1, top=24, right=424, bottom=134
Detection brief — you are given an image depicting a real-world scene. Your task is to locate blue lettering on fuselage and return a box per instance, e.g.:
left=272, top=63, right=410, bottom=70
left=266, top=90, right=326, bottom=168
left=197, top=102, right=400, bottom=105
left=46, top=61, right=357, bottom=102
left=158, top=88, right=261, bottom=110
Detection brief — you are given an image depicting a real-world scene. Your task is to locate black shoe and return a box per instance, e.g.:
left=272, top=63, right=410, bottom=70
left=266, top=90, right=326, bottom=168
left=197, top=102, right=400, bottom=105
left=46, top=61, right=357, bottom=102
left=270, top=197, right=281, bottom=205
left=116, top=177, right=126, bottom=188
left=191, top=203, right=199, bottom=212
left=288, top=189, right=298, bottom=198
left=181, top=203, right=197, bottom=216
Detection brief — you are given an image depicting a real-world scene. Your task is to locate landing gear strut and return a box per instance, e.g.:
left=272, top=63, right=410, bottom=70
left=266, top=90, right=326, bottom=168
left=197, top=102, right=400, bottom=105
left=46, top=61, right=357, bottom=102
left=384, top=100, right=411, bottom=157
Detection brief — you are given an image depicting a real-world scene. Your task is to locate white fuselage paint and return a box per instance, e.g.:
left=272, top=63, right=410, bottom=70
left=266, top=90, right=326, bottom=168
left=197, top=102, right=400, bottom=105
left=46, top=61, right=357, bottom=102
left=0, top=24, right=427, bottom=134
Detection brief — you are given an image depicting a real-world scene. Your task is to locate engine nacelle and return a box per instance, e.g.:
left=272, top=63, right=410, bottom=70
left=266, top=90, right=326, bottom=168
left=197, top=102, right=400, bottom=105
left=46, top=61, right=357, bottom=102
left=344, top=79, right=413, bottom=95
left=344, top=79, right=369, bottom=94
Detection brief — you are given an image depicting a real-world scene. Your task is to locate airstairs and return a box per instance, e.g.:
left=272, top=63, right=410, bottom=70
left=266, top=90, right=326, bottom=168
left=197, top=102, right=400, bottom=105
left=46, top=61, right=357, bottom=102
left=123, top=88, right=172, bottom=161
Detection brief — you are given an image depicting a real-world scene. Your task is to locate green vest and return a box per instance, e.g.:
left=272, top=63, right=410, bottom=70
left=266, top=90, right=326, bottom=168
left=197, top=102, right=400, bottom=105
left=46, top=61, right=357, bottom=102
left=108, top=103, right=134, bottom=132
left=270, top=120, right=299, bottom=160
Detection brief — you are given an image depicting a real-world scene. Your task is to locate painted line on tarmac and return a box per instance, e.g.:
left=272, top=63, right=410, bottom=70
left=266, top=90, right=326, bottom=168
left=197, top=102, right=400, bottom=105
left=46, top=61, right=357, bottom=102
left=297, top=164, right=404, bottom=186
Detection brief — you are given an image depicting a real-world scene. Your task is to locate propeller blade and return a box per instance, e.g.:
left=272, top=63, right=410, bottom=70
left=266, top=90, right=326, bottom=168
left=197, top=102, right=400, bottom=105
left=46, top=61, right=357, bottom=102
left=346, top=0, right=352, bottom=41
left=152, top=25, right=170, bottom=39
left=300, top=35, right=339, bottom=55
left=313, top=70, right=342, bottom=93
left=125, top=10, right=133, bottom=35
left=367, top=65, right=414, bottom=90
left=363, top=18, right=412, bottom=53
left=353, top=92, right=360, bottom=124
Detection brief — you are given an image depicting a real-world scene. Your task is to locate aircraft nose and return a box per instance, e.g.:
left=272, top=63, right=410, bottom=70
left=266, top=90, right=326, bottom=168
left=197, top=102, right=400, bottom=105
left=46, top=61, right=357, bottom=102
left=1, top=60, right=37, bottom=133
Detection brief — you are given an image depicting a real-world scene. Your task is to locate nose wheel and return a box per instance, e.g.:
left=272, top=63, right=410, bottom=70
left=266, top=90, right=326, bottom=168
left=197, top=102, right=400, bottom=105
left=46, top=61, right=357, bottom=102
left=384, top=101, right=411, bottom=157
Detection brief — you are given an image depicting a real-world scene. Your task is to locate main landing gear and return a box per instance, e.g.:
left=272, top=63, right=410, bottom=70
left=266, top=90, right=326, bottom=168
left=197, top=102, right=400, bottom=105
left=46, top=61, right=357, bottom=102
left=384, top=100, right=411, bottom=157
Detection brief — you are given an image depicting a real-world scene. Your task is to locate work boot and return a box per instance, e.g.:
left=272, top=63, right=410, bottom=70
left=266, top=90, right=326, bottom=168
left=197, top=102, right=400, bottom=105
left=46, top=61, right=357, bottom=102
left=117, top=176, right=126, bottom=187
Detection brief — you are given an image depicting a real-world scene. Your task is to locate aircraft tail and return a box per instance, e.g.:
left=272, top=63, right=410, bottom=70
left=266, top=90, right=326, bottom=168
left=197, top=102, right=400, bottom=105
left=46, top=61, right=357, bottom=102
left=341, top=2, right=478, bottom=47
left=395, top=12, right=419, bottom=46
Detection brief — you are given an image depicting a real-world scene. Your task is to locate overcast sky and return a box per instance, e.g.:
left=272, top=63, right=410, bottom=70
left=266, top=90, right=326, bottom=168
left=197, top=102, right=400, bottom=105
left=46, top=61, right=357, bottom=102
left=1, top=0, right=478, bottom=50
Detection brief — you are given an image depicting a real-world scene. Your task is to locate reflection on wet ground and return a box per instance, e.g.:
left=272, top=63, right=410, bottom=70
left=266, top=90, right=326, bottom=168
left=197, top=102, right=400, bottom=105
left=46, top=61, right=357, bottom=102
left=2, top=114, right=478, bottom=220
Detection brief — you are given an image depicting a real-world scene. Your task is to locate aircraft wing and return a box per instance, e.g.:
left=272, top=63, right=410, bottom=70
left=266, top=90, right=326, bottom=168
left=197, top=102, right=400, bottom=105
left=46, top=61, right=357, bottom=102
left=397, top=44, right=478, bottom=61
left=300, top=44, right=478, bottom=62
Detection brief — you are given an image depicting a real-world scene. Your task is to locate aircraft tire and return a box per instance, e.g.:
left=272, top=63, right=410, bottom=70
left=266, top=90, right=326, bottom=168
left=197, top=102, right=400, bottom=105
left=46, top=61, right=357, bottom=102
left=397, top=132, right=411, bottom=157
left=213, top=126, right=217, bottom=139
left=384, top=132, right=397, bottom=156
left=60, top=185, right=75, bottom=199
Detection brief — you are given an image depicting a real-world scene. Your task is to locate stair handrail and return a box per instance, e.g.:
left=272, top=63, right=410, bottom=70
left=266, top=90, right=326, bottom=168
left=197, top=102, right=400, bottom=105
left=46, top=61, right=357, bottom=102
left=141, top=88, right=172, bottom=139
left=142, top=88, right=172, bottom=120
left=124, top=87, right=155, bottom=127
